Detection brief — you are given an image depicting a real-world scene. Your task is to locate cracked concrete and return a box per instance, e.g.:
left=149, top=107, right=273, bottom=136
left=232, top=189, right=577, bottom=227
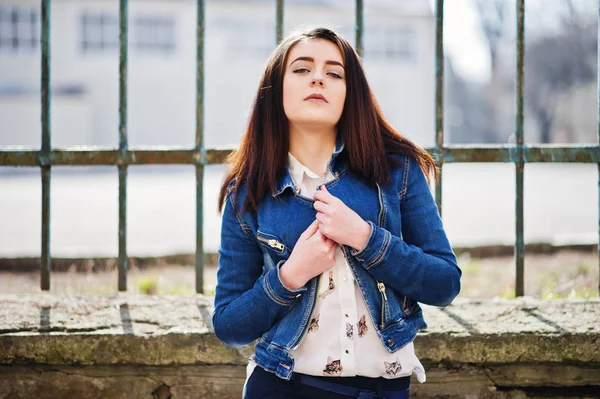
left=0, top=294, right=599, bottom=398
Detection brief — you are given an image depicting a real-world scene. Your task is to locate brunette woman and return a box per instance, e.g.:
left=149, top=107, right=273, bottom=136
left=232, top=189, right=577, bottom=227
left=213, top=27, right=461, bottom=399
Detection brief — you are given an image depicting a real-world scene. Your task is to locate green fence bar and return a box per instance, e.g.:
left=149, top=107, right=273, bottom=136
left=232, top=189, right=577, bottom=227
left=276, top=0, right=283, bottom=45
left=444, top=145, right=599, bottom=163
left=0, top=0, right=598, bottom=296
left=118, top=0, right=129, bottom=291
left=2, top=146, right=597, bottom=167
left=355, top=0, right=363, bottom=58
left=515, top=0, right=526, bottom=297
left=40, top=0, right=51, bottom=291
left=434, top=0, right=444, bottom=216
left=195, top=0, right=206, bottom=294
left=598, top=1, right=600, bottom=293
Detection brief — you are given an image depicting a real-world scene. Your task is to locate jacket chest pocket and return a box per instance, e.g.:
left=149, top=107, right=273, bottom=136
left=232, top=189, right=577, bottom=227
left=257, top=230, right=291, bottom=260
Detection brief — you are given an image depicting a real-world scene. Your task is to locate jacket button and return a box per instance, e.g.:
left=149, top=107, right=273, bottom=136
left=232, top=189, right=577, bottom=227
left=386, top=339, right=394, bottom=347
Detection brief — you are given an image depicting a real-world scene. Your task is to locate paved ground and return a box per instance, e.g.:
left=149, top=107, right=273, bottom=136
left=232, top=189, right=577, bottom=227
left=1, top=164, right=597, bottom=257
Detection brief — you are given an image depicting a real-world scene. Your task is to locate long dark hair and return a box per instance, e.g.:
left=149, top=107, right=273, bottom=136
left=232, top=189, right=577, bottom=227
left=218, top=27, right=436, bottom=214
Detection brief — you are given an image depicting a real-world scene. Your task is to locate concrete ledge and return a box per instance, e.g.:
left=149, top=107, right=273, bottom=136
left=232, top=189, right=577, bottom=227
left=0, top=295, right=599, bottom=398
left=0, top=294, right=253, bottom=366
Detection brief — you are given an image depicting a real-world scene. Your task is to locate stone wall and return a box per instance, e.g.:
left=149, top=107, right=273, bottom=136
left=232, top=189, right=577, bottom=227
left=0, top=294, right=598, bottom=398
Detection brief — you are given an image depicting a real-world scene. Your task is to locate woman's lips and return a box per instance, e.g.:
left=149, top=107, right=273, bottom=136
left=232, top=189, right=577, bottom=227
left=304, top=93, right=328, bottom=103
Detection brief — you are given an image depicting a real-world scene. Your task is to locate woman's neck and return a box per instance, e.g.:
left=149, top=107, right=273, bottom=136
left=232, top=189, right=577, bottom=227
left=288, top=124, right=337, bottom=177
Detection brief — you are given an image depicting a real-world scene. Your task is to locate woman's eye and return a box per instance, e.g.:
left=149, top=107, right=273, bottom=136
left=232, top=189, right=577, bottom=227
left=328, top=72, right=343, bottom=79
left=293, top=68, right=309, bottom=74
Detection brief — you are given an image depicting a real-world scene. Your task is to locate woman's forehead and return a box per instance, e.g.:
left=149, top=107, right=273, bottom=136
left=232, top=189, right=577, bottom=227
left=287, top=39, right=344, bottom=65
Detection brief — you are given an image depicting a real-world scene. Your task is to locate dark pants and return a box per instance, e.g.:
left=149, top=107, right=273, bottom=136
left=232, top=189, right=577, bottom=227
left=244, top=366, right=411, bottom=399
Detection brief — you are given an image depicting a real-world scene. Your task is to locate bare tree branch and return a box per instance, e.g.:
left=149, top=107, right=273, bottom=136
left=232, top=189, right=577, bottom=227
left=475, top=0, right=507, bottom=75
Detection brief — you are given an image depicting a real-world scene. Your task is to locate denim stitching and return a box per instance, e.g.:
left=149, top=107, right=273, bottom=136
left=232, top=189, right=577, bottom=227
left=376, top=230, right=392, bottom=267
left=294, top=195, right=316, bottom=206
left=237, top=217, right=257, bottom=243
left=229, top=193, right=258, bottom=244
left=269, top=279, right=292, bottom=306
left=351, top=221, right=374, bottom=261
left=292, top=170, right=344, bottom=205
left=399, top=155, right=409, bottom=199
left=368, top=230, right=391, bottom=269
left=352, top=246, right=366, bottom=260
left=366, top=235, right=385, bottom=270
left=365, top=228, right=387, bottom=269
left=325, top=178, right=341, bottom=189
left=239, top=222, right=253, bottom=236
left=331, top=167, right=348, bottom=179
left=273, top=182, right=295, bottom=197
left=263, top=271, right=282, bottom=305
left=380, top=230, right=392, bottom=264
left=366, top=229, right=391, bottom=269
left=263, top=274, right=293, bottom=306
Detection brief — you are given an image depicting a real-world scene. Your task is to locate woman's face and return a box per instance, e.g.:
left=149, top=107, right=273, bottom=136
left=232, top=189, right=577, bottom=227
left=282, top=38, right=346, bottom=130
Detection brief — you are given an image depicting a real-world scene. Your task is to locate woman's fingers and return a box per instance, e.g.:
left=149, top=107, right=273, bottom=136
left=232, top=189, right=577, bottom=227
left=325, top=237, right=337, bottom=252
left=300, top=219, right=320, bottom=240
left=315, top=212, right=327, bottom=224
left=313, top=200, right=328, bottom=213
left=313, top=185, right=335, bottom=204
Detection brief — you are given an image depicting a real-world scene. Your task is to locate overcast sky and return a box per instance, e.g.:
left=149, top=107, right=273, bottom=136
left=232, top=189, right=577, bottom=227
left=443, top=0, right=491, bottom=82
left=441, top=0, right=597, bottom=82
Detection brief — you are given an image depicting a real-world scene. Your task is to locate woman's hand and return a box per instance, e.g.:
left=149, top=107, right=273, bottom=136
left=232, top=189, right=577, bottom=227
left=279, top=220, right=337, bottom=290
left=313, top=185, right=371, bottom=250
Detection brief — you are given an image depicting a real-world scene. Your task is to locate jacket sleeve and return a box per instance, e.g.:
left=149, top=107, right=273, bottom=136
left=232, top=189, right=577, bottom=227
left=350, top=156, right=461, bottom=307
left=212, top=191, right=306, bottom=348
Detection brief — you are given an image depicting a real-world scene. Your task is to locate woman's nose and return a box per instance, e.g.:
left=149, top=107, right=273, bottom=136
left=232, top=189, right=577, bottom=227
left=310, top=78, right=324, bottom=87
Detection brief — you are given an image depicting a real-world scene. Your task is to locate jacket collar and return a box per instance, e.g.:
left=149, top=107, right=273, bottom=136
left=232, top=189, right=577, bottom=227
left=273, top=134, right=345, bottom=197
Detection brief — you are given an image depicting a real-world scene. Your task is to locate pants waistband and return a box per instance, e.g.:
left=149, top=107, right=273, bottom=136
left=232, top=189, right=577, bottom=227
left=293, top=373, right=410, bottom=399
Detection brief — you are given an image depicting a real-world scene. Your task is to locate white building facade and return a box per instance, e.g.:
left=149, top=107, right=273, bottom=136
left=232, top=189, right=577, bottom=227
left=0, top=0, right=435, bottom=150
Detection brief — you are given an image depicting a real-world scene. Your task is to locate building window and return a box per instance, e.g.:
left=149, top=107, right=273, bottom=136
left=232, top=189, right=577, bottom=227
left=365, top=26, right=414, bottom=61
left=385, top=27, right=413, bottom=59
left=81, top=12, right=119, bottom=52
left=131, top=16, right=175, bottom=53
left=212, top=18, right=273, bottom=58
left=0, top=6, right=39, bottom=52
left=81, top=12, right=175, bottom=54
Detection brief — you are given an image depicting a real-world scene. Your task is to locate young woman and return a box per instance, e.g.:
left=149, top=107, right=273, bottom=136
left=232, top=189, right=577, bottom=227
left=213, top=27, right=461, bottom=399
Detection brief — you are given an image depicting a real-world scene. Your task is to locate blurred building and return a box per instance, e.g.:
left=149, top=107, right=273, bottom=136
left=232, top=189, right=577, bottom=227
left=0, top=0, right=435, bottom=150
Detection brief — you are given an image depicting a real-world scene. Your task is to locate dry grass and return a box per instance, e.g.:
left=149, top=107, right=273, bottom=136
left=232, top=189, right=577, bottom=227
left=458, top=250, right=598, bottom=299
left=0, top=250, right=597, bottom=299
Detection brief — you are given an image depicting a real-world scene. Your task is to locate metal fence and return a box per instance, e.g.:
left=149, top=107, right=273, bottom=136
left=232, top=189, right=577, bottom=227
left=0, top=0, right=598, bottom=296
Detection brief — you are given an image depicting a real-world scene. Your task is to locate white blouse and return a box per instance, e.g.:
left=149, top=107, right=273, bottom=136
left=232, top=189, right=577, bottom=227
left=243, top=153, right=425, bottom=394
left=287, top=152, right=425, bottom=383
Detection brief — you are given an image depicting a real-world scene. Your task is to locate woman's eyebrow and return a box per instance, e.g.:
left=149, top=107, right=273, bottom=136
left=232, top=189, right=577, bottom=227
left=290, top=56, right=345, bottom=68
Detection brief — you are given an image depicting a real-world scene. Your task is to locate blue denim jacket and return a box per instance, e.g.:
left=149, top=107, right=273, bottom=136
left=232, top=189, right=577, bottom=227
left=212, top=138, right=461, bottom=380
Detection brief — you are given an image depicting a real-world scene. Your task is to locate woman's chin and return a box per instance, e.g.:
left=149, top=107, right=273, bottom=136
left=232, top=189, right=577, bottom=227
left=291, top=115, right=340, bottom=129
